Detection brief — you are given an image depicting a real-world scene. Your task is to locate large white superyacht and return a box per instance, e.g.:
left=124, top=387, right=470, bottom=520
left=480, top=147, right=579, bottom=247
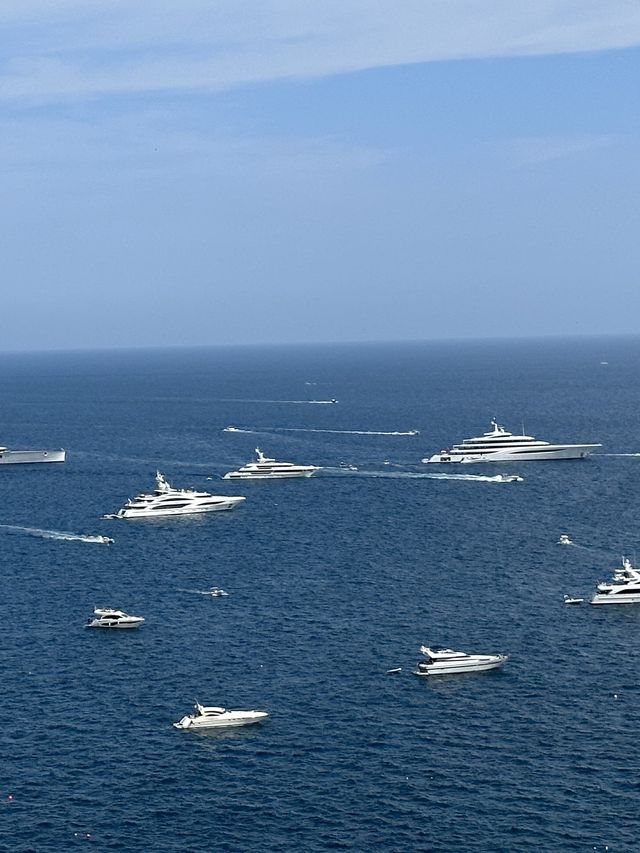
left=223, top=448, right=320, bottom=480
left=423, top=419, right=600, bottom=464
left=105, top=472, right=245, bottom=518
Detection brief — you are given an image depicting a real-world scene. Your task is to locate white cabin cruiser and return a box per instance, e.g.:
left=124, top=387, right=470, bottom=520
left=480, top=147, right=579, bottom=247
left=591, top=558, right=640, bottom=604
left=414, top=645, right=508, bottom=676
left=558, top=535, right=573, bottom=545
left=0, top=444, right=65, bottom=464
left=173, top=702, right=268, bottom=730
left=223, top=448, right=320, bottom=480
left=423, top=420, right=600, bottom=464
left=86, top=608, right=145, bottom=629
left=105, top=472, right=245, bottom=518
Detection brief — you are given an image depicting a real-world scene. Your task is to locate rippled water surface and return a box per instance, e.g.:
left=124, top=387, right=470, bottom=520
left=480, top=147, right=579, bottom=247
left=1, top=338, right=639, bottom=852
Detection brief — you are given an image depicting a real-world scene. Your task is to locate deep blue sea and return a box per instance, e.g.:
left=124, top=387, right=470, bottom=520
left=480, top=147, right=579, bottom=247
left=1, top=337, right=640, bottom=853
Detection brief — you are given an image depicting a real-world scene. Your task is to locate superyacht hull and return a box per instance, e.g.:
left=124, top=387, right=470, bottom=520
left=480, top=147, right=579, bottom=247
left=114, top=500, right=244, bottom=518
left=223, top=470, right=316, bottom=480
left=415, top=657, right=507, bottom=675
left=0, top=449, right=66, bottom=464
left=427, top=445, right=598, bottom=464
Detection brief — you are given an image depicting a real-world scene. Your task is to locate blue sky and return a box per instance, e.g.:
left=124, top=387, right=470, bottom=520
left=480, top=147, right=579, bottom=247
left=2, top=1, right=640, bottom=350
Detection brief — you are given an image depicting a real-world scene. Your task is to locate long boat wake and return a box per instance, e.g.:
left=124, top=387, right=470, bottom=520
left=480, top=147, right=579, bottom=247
left=223, top=425, right=419, bottom=436
left=0, top=524, right=114, bottom=544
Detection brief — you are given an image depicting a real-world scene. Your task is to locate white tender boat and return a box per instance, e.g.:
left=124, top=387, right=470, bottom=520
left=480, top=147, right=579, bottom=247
left=105, top=472, right=245, bottom=518
left=86, top=607, right=145, bottom=629
left=414, top=645, right=508, bottom=676
left=423, top=420, right=600, bottom=464
left=558, top=534, right=573, bottom=545
left=591, top=558, right=640, bottom=605
left=223, top=448, right=320, bottom=480
left=173, top=702, right=268, bottom=730
left=563, top=594, right=583, bottom=605
left=0, top=445, right=65, bottom=464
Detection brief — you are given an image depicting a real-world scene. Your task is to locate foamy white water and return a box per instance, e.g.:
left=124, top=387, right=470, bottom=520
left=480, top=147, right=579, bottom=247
left=223, top=425, right=419, bottom=436
left=0, top=525, right=114, bottom=544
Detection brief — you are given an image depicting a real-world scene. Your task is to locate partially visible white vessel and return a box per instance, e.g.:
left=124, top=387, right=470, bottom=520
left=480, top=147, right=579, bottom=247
left=414, top=645, right=508, bottom=676
left=558, top=534, right=573, bottom=545
left=0, top=444, right=65, bottom=464
left=223, top=448, right=320, bottom=480
left=173, top=702, right=268, bottom=730
left=591, top=558, right=640, bottom=605
left=86, top=607, right=145, bottom=628
left=423, top=420, right=600, bottom=464
left=105, top=472, right=245, bottom=518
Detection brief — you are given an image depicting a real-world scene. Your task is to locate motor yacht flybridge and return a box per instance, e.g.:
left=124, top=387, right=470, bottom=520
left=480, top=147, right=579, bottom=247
left=591, top=558, right=640, bottom=605
left=223, top=448, right=320, bottom=480
left=423, top=420, right=600, bottom=464
left=86, top=607, right=145, bottom=629
left=414, top=645, right=508, bottom=676
left=105, top=472, right=246, bottom=518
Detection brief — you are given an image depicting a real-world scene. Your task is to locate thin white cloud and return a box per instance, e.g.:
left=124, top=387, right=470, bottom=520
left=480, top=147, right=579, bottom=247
left=1, top=1, right=640, bottom=101
left=508, top=134, right=617, bottom=166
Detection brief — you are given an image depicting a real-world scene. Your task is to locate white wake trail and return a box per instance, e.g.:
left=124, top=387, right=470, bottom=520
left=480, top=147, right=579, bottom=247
left=0, top=524, right=114, bottom=544
left=320, top=468, right=520, bottom=483
left=219, top=399, right=338, bottom=405
left=223, top=425, right=419, bottom=436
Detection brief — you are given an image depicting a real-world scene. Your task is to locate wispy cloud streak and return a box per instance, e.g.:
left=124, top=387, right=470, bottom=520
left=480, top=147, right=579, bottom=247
left=2, top=1, right=640, bottom=101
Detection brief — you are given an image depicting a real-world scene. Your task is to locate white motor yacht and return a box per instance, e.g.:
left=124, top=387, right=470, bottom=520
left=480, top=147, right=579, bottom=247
left=223, top=448, right=320, bottom=480
left=86, top=607, right=145, bottom=629
left=558, top=534, right=573, bottom=545
left=105, top=472, right=245, bottom=518
left=591, top=558, right=640, bottom=604
left=173, top=702, right=268, bottom=730
left=423, top=420, right=600, bottom=464
left=414, top=645, right=508, bottom=676
left=0, top=444, right=65, bottom=464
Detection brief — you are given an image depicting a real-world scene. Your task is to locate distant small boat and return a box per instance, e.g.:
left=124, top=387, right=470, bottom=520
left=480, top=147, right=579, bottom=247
left=386, top=667, right=402, bottom=674
left=563, top=595, right=583, bottom=605
left=558, top=534, right=573, bottom=545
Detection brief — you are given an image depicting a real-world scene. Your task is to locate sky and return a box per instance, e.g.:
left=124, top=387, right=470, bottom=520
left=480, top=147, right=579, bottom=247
left=2, top=1, right=640, bottom=351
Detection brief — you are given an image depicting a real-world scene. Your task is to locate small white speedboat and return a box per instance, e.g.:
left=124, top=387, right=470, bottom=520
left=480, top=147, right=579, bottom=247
left=207, top=587, right=228, bottom=597
left=414, top=645, right=507, bottom=676
left=563, top=594, right=583, bottom=605
left=86, top=607, right=145, bottom=629
left=173, top=702, right=268, bottom=730
left=558, top=534, right=573, bottom=545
